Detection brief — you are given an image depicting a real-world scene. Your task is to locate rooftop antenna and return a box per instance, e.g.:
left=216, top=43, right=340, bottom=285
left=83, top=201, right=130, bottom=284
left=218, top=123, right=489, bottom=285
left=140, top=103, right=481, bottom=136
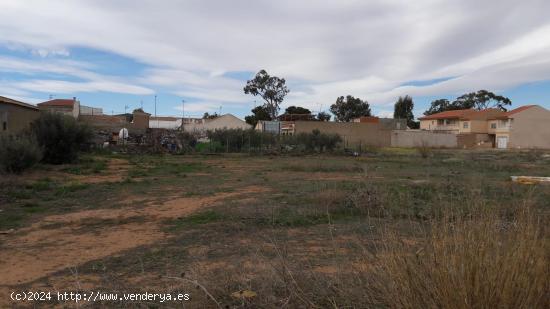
left=49, top=94, right=55, bottom=100
left=154, top=95, right=158, bottom=128
left=140, top=99, right=143, bottom=109
left=219, top=105, right=222, bottom=116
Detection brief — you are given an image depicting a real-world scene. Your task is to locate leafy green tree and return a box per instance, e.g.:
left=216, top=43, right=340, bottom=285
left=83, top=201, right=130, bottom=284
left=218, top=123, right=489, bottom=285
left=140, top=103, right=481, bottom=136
left=284, top=106, right=311, bottom=115
left=330, top=95, right=371, bottom=122
left=244, top=105, right=272, bottom=127
left=394, top=95, right=419, bottom=128
left=317, top=112, right=331, bottom=121
left=424, top=90, right=512, bottom=115
left=424, top=99, right=453, bottom=115
left=243, top=70, right=290, bottom=119
left=453, top=90, right=512, bottom=111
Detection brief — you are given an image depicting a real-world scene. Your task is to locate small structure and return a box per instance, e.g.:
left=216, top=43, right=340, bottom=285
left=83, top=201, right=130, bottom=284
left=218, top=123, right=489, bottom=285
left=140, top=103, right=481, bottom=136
left=183, top=114, right=250, bottom=134
left=255, top=120, right=282, bottom=134
left=0, top=96, right=40, bottom=135
left=37, top=97, right=80, bottom=118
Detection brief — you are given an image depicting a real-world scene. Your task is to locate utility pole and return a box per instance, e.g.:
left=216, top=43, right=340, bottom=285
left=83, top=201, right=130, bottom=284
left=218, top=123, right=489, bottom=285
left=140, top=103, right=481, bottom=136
left=154, top=95, right=158, bottom=129
left=219, top=105, right=222, bottom=116
left=181, top=99, right=185, bottom=131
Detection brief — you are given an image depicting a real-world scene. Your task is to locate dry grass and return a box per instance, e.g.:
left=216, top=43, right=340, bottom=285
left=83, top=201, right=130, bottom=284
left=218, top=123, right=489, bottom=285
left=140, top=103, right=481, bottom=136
left=372, top=202, right=549, bottom=308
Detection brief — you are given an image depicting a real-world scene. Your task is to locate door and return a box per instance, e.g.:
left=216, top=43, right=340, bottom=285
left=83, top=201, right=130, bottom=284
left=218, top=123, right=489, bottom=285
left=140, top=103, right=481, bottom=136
left=497, top=136, right=508, bottom=149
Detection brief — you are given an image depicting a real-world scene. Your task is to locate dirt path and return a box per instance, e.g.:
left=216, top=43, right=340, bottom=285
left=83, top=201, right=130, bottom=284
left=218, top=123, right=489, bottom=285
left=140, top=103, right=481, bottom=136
left=0, top=185, right=267, bottom=286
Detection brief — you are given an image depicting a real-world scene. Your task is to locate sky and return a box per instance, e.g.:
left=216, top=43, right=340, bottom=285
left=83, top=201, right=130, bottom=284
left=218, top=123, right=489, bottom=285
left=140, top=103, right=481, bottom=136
left=1, top=0, right=550, bottom=119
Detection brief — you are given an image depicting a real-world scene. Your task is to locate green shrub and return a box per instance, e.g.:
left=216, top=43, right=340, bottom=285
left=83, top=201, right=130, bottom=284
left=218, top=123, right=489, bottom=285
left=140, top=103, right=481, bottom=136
left=295, top=129, right=342, bottom=152
left=31, top=113, right=92, bottom=164
left=205, top=128, right=342, bottom=153
left=0, top=135, right=43, bottom=174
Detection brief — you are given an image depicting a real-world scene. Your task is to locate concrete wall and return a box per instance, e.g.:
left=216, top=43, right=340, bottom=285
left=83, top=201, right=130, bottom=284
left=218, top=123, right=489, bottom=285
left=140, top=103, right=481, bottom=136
left=0, top=103, right=40, bottom=135
left=391, top=130, right=457, bottom=148
left=509, top=106, right=550, bottom=149
left=80, top=105, right=103, bottom=115
left=293, top=121, right=392, bottom=148
left=150, top=119, right=181, bottom=129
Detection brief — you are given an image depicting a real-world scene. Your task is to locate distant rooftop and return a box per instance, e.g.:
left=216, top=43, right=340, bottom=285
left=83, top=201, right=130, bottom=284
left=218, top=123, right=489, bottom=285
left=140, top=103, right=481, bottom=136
left=419, top=108, right=503, bottom=121
left=38, top=98, right=76, bottom=107
left=0, top=95, right=39, bottom=110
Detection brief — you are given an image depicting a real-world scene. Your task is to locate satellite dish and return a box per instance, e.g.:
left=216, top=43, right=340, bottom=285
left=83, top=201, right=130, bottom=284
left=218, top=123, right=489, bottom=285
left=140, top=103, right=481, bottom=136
left=119, top=128, right=129, bottom=140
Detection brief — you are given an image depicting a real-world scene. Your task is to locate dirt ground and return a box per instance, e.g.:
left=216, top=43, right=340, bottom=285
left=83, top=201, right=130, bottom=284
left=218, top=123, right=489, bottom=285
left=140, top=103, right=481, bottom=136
left=1, top=150, right=549, bottom=307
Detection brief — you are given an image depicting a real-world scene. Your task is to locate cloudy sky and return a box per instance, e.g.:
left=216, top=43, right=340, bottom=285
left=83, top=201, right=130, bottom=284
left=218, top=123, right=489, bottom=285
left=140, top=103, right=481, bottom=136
left=1, top=0, right=549, bottom=118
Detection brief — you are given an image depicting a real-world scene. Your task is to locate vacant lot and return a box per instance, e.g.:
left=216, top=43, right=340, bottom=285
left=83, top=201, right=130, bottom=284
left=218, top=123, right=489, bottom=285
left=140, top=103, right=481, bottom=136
left=1, top=149, right=549, bottom=307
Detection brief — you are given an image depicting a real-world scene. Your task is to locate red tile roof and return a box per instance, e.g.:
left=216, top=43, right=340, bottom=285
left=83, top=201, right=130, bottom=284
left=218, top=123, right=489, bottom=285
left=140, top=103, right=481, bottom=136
left=38, top=99, right=75, bottom=107
left=419, top=108, right=504, bottom=121
left=419, top=109, right=474, bottom=120
left=498, top=105, right=536, bottom=118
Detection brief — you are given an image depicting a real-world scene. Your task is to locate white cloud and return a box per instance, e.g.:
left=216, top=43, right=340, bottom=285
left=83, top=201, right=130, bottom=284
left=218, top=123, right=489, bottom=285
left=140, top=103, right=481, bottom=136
left=0, top=0, right=549, bottom=114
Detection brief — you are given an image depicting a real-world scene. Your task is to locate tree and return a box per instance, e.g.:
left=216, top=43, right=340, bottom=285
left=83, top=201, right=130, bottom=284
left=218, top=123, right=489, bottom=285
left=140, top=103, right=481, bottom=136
left=394, top=95, right=419, bottom=128
left=284, top=106, right=311, bottom=115
left=243, top=70, right=290, bottom=119
left=244, top=105, right=272, bottom=127
left=202, top=112, right=219, bottom=119
left=424, top=99, right=453, bottom=115
left=329, top=95, right=371, bottom=122
left=453, top=90, right=512, bottom=111
left=317, top=112, right=331, bottom=121
left=424, top=90, right=512, bottom=115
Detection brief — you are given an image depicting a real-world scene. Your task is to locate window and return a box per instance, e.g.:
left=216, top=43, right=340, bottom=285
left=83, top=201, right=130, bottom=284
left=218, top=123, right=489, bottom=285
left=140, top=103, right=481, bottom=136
left=491, top=123, right=497, bottom=129
left=463, top=122, right=469, bottom=129
left=0, top=111, right=7, bottom=131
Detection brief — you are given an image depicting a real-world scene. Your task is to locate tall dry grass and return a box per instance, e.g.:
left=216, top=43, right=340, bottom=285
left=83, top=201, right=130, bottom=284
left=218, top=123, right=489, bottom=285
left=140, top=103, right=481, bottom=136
left=372, top=203, right=549, bottom=308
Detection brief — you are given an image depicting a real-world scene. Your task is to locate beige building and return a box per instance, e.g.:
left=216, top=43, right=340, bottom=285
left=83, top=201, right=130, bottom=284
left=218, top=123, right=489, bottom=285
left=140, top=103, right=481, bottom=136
left=0, top=96, right=40, bottom=135
left=419, top=108, right=503, bottom=134
left=37, top=97, right=80, bottom=118
left=487, top=105, right=550, bottom=149
left=419, top=105, right=550, bottom=149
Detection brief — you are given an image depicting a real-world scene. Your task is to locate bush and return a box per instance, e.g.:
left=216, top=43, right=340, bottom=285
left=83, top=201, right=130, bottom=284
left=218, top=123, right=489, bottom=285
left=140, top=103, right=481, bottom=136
left=0, top=135, right=43, bottom=174
left=31, top=113, right=92, bottom=164
left=417, top=142, right=432, bottom=158
left=295, top=129, right=342, bottom=152
left=372, top=206, right=548, bottom=308
left=203, top=128, right=342, bottom=153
